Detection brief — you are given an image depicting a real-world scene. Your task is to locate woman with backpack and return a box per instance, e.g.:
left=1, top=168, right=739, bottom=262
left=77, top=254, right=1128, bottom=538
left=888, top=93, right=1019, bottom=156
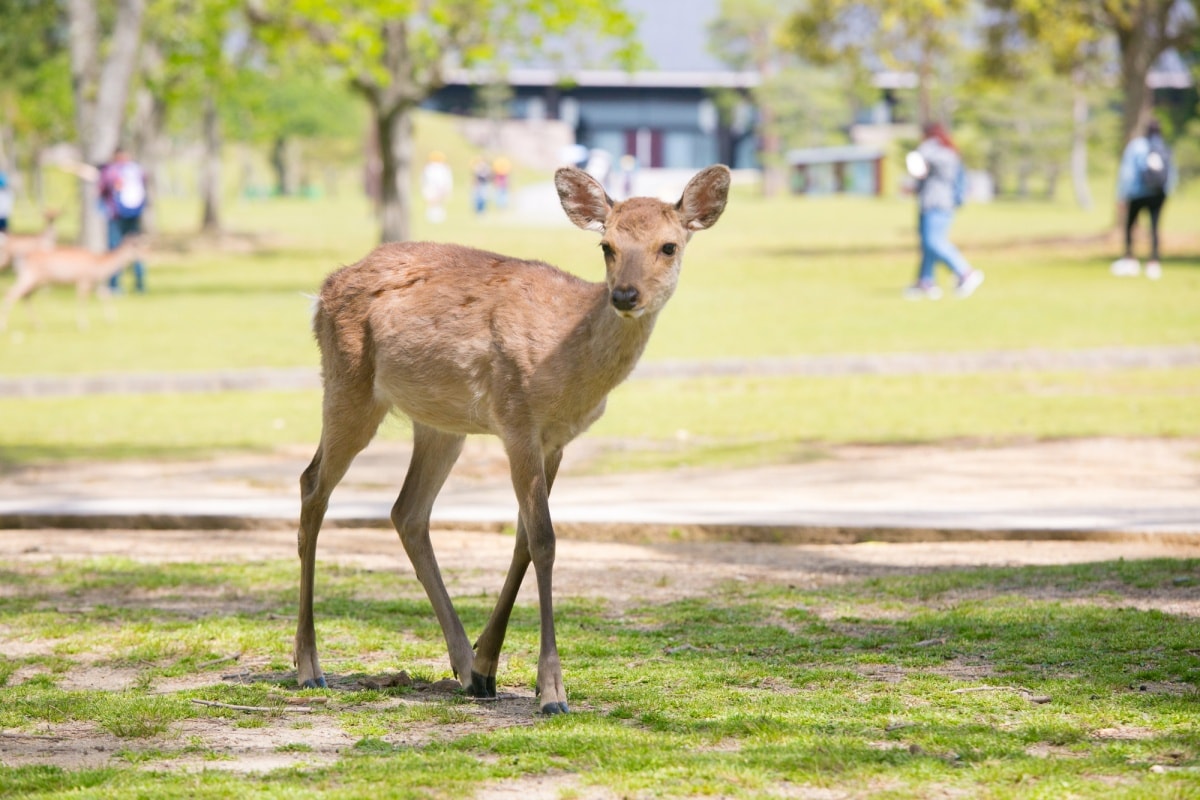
left=903, top=122, right=984, bottom=300
left=1113, top=119, right=1175, bottom=280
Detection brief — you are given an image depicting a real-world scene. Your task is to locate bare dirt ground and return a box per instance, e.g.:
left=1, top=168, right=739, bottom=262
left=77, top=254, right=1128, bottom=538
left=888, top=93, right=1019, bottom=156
left=3, top=521, right=1200, bottom=783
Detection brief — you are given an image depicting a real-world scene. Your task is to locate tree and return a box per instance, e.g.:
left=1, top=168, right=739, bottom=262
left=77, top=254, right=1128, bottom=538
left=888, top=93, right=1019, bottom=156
left=0, top=0, right=72, bottom=206
left=68, top=0, right=147, bottom=250
left=1102, top=0, right=1196, bottom=145
left=785, top=0, right=973, bottom=127
left=136, top=0, right=251, bottom=235
left=248, top=1, right=642, bottom=244
left=708, top=0, right=800, bottom=196
left=980, top=0, right=1108, bottom=207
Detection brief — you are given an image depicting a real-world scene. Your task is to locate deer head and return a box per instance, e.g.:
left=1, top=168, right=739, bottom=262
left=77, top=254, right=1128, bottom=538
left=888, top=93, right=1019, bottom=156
left=555, top=165, right=730, bottom=319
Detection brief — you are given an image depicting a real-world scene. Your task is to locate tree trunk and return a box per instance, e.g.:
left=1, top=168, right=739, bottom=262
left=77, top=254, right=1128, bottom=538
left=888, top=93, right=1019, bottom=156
left=68, top=0, right=146, bottom=251
left=1069, top=70, right=1093, bottom=211
left=130, top=85, right=166, bottom=233
left=200, top=95, right=222, bottom=234
left=376, top=103, right=414, bottom=243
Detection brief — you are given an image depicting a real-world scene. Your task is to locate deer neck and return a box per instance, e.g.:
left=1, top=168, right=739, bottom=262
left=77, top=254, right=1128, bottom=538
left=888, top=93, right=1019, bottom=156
left=570, top=286, right=659, bottom=391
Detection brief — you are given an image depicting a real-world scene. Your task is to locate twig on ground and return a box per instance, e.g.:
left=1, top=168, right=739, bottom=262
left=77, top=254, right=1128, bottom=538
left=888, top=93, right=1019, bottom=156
left=198, top=652, right=243, bottom=670
left=951, top=686, right=1051, bottom=704
left=191, top=698, right=312, bottom=713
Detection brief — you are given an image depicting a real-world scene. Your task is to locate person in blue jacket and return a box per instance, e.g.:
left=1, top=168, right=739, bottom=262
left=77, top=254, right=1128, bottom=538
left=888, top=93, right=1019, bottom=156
left=1113, top=119, right=1175, bottom=280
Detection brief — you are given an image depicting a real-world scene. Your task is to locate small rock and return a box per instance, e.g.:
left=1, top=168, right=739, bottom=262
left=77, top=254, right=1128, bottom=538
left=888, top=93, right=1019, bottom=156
left=429, top=678, right=462, bottom=694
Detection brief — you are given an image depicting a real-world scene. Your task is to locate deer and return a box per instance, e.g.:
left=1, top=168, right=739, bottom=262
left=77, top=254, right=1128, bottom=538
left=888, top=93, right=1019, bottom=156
left=0, top=235, right=146, bottom=332
left=295, top=164, right=730, bottom=714
left=1, top=209, right=61, bottom=272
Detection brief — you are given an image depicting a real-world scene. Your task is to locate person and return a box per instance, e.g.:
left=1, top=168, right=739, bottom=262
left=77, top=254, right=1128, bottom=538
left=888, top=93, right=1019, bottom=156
left=420, top=151, right=453, bottom=223
left=97, top=146, right=148, bottom=292
left=470, top=157, right=491, bottom=215
left=0, top=171, right=12, bottom=234
left=904, top=123, right=984, bottom=300
left=1113, top=119, right=1175, bottom=280
left=491, top=156, right=511, bottom=210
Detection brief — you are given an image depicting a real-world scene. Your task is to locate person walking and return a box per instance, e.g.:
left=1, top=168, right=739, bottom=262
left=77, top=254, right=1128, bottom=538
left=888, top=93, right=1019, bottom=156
left=420, top=151, right=453, bottom=223
left=98, top=146, right=148, bottom=292
left=1113, top=119, right=1175, bottom=280
left=904, top=123, right=984, bottom=300
left=0, top=171, right=13, bottom=234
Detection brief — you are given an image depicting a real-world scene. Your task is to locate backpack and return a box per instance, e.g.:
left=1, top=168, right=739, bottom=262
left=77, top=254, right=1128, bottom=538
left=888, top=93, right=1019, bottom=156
left=1141, top=136, right=1171, bottom=194
left=113, top=162, right=146, bottom=218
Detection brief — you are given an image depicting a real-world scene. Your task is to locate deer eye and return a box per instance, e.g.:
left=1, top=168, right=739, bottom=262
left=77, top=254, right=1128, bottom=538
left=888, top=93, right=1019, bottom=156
left=661, top=243, right=677, bottom=257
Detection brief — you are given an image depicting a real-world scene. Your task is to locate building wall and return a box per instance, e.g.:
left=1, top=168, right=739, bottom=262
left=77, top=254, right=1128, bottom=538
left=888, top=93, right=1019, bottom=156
left=428, top=84, right=755, bottom=170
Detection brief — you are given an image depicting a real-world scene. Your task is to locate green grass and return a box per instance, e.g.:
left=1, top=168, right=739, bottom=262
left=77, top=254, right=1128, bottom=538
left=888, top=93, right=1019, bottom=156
left=1, top=555, right=1197, bottom=797
left=1, top=116, right=1199, bottom=468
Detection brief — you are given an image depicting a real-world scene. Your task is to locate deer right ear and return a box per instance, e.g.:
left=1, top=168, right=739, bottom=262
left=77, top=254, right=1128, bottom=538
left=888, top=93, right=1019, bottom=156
left=555, top=167, right=612, bottom=233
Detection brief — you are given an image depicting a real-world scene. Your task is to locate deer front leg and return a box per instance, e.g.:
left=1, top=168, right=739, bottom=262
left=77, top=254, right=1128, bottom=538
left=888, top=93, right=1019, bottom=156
left=506, top=441, right=568, bottom=714
left=471, top=447, right=562, bottom=700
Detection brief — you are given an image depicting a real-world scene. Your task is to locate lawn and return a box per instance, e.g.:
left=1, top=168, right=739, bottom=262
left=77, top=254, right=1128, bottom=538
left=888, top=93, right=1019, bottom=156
left=0, top=545, right=1197, bottom=798
left=1, top=115, right=1199, bottom=468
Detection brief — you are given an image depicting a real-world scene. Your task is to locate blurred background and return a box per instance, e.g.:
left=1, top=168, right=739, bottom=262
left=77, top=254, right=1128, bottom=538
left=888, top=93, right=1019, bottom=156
left=0, top=0, right=1198, bottom=469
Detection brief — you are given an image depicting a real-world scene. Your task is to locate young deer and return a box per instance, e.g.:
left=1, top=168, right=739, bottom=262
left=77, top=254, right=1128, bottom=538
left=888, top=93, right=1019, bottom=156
left=297, top=165, right=730, bottom=713
left=1, top=209, right=61, bottom=272
left=0, top=236, right=145, bottom=331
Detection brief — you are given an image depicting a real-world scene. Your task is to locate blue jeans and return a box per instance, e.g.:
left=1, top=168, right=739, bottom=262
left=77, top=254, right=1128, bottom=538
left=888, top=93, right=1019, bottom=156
left=917, top=208, right=971, bottom=284
left=107, top=215, right=145, bottom=291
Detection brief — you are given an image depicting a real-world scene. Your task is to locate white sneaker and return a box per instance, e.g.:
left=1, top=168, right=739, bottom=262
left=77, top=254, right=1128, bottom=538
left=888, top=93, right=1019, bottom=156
left=1111, top=258, right=1140, bottom=277
left=904, top=283, right=942, bottom=300
left=956, top=270, right=984, bottom=298
left=1145, top=261, right=1161, bottom=280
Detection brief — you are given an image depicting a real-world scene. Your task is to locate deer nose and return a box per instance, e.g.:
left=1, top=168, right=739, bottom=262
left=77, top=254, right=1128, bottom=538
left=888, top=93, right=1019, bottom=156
left=611, top=286, right=640, bottom=312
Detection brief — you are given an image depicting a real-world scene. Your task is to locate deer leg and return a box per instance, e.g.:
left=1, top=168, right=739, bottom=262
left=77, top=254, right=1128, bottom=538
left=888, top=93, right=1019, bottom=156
left=470, top=447, right=562, bottom=699
left=0, top=275, right=31, bottom=332
left=392, top=422, right=473, bottom=683
left=505, top=439, right=567, bottom=714
left=94, top=282, right=117, bottom=325
left=295, top=392, right=388, bottom=688
left=75, top=282, right=95, bottom=330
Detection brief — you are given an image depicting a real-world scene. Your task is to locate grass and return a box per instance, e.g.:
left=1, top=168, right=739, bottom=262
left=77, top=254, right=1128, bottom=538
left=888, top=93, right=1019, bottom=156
left=0, top=554, right=1197, bottom=797
left=1, top=113, right=1199, bottom=469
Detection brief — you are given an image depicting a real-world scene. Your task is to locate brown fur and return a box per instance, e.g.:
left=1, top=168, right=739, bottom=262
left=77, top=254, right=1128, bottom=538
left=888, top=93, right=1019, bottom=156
left=294, top=165, right=730, bottom=713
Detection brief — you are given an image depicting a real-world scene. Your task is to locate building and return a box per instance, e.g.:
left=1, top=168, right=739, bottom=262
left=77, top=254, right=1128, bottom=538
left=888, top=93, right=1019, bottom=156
left=427, top=0, right=759, bottom=171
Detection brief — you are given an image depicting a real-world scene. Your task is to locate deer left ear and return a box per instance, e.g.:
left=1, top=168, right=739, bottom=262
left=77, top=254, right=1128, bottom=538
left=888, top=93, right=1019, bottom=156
left=556, top=167, right=613, bottom=233
left=676, top=165, right=730, bottom=232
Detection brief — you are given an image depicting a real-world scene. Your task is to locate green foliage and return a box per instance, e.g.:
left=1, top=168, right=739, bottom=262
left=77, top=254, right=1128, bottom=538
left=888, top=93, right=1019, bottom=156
left=784, top=0, right=973, bottom=123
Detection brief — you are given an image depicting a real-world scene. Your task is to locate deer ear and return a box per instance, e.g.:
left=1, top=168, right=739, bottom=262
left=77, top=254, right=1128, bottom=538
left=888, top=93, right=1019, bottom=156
left=555, top=167, right=612, bottom=233
left=676, top=165, right=730, bottom=231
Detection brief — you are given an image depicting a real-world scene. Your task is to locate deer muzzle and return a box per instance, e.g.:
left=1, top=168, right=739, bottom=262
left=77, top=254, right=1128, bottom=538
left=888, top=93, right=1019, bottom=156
left=611, top=285, right=640, bottom=314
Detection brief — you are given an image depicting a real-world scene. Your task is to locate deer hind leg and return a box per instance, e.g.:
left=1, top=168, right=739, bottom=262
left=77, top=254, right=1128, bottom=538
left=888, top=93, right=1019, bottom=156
left=76, top=282, right=100, bottom=330
left=391, top=422, right=472, bottom=683
left=295, top=386, right=388, bottom=688
left=470, top=446, right=563, bottom=701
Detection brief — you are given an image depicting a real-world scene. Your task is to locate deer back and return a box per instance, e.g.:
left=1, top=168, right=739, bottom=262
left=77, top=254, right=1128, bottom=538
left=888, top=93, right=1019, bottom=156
left=316, top=165, right=729, bottom=446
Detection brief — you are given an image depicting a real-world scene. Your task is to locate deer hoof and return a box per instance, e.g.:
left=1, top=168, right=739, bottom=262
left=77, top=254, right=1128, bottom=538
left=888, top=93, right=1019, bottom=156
left=300, top=676, right=327, bottom=689
left=467, top=671, right=496, bottom=698
left=540, top=701, right=569, bottom=715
